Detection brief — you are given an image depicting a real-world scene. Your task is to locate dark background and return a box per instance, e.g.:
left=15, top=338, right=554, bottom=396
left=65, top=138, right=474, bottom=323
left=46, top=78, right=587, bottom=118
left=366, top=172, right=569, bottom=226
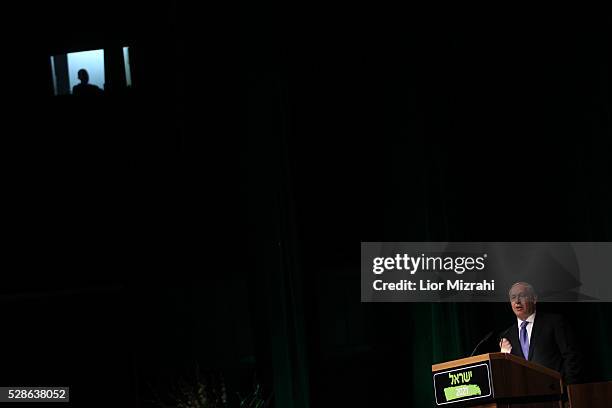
left=3, top=3, right=611, bottom=407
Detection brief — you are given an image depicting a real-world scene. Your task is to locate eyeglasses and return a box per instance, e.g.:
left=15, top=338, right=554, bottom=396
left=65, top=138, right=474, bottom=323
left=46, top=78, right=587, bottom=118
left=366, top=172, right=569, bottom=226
left=509, top=294, right=532, bottom=302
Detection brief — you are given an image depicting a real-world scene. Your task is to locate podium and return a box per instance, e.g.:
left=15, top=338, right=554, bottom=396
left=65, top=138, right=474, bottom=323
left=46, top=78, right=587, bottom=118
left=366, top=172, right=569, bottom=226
left=566, top=381, right=612, bottom=407
left=431, top=352, right=563, bottom=407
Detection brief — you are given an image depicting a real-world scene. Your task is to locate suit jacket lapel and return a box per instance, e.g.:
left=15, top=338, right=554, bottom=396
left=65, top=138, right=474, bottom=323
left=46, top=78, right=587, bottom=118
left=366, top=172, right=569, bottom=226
left=528, top=318, right=540, bottom=361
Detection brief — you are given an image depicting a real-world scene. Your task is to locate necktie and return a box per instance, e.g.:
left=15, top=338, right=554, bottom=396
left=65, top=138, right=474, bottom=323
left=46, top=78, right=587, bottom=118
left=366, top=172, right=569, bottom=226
left=520, top=320, right=529, bottom=359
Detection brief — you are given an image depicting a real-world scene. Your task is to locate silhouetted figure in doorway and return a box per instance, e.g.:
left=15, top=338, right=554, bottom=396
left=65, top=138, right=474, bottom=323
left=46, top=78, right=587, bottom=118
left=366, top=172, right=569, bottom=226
left=72, top=69, right=103, bottom=96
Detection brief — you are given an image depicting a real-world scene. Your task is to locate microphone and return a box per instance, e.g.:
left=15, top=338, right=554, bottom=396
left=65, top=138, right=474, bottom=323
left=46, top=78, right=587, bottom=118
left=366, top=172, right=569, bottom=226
left=470, top=331, right=493, bottom=357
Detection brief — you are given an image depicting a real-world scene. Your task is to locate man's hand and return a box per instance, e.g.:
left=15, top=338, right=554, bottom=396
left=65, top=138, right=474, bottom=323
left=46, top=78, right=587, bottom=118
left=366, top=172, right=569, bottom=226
left=499, top=338, right=512, bottom=353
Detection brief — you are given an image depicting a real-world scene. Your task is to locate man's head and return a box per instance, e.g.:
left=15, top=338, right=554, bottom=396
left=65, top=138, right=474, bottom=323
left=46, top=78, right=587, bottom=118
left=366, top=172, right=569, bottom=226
left=508, top=282, right=537, bottom=320
left=77, top=69, right=89, bottom=84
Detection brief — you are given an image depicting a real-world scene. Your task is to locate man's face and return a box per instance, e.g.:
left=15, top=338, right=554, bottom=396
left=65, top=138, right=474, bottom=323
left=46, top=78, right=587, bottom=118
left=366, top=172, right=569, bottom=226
left=509, top=284, right=536, bottom=320
left=78, top=71, right=89, bottom=84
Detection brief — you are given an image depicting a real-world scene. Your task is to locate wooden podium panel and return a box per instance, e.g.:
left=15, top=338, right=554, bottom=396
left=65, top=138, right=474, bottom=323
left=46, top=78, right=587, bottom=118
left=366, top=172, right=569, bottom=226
left=488, top=353, right=562, bottom=399
left=567, top=381, right=612, bottom=408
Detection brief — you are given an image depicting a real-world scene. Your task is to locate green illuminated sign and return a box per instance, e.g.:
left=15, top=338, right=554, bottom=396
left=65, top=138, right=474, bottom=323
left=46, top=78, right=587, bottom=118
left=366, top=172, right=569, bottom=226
left=433, top=363, right=492, bottom=405
left=448, top=370, right=473, bottom=385
left=443, top=384, right=482, bottom=401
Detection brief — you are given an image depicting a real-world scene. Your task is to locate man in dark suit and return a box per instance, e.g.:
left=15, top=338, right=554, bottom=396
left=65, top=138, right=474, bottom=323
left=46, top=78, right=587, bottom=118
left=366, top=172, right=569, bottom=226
left=499, top=282, right=583, bottom=384
left=72, top=69, right=103, bottom=96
